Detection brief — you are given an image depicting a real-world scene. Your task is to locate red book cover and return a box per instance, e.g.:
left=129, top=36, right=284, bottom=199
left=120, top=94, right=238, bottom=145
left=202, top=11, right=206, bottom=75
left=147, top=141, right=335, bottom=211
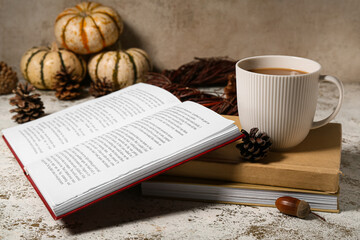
left=3, top=134, right=243, bottom=220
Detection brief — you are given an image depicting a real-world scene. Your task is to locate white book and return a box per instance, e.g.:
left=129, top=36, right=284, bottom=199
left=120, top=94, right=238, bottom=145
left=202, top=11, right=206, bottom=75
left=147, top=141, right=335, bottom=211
left=2, top=83, right=241, bottom=220
left=142, top=176, right=339, bottom=213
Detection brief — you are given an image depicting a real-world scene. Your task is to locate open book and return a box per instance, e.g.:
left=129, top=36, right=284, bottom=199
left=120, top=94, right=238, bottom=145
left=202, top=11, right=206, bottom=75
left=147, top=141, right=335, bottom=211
left=2, top=83, right=241, bottom=220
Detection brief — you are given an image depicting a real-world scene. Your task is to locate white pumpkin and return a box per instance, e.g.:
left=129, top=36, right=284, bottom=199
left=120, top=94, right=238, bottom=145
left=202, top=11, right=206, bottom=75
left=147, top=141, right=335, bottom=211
left=88, top=48, right=152, bottom=89
left=20, top=43, right=86, bottom=90
left=54, top=2, right=123, bottom=54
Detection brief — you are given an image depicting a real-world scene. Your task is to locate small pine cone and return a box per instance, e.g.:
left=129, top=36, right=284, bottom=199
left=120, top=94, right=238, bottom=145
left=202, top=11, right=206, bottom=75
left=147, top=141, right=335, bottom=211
left=9, top=83, right=45, bottom=124
left=236, top=128, right=272, bottom=162
left=89, top=78, right=114, bottom=98
left=0, top=61, right=18, bottom=95
left=55, top=68, right=82, bottom=100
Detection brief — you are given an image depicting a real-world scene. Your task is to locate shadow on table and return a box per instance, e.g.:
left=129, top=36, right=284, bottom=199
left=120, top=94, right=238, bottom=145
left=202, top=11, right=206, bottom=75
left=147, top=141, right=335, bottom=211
left=61, top=185, right=209, bottom=234
left=337, top=150, right=360, bottom=212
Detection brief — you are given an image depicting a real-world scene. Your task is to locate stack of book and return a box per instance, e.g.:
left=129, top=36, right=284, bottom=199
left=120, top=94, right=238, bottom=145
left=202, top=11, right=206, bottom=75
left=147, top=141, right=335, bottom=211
left=141, top=115, right=342, bottom=213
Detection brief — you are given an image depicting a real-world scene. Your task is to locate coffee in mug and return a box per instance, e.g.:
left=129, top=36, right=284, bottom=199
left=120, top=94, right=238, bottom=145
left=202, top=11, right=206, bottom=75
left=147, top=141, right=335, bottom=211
left=249, top=68, right=308, bottom=75
left=236, top=55, right=344, bottom=151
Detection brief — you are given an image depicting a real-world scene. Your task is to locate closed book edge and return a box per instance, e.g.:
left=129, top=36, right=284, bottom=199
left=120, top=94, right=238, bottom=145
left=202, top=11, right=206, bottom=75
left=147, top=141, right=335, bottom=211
left=142, top=176, right=339, bottom=213
left=166, top=115, right=342, bottom=193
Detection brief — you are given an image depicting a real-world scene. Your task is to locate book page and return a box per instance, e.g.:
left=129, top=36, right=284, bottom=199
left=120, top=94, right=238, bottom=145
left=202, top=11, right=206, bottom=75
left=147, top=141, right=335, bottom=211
left=25, top=101, right=238, bottom=208
left=2, top=83, right=180, bottom=166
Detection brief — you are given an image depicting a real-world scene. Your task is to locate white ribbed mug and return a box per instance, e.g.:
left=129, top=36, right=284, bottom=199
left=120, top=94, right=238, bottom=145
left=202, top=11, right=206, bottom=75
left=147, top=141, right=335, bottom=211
left=236, top=55, right=344, bottom=151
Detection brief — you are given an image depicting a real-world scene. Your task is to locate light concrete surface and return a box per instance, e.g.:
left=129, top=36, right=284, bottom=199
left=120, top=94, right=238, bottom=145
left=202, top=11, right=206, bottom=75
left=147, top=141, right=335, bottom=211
left=0, top=82, right=359, bottom=239
left=1, top=0, right=360, bottom=82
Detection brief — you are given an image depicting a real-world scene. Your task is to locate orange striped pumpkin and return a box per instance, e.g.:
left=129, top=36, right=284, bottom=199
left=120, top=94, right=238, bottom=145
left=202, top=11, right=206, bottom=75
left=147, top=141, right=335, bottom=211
left=20, top=43, right=86, bottom=90
left=54, top=2, right=123, bottom=55
left=88, top=48, right=152, bottom=90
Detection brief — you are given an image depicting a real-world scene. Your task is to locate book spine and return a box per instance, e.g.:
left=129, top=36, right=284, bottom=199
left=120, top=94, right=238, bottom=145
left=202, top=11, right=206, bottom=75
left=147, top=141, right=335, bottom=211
left=165, top=161, right=339, bottom=193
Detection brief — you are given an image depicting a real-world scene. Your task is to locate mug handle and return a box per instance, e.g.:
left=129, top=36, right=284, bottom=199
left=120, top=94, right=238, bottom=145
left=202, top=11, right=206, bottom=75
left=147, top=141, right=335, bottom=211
left=311, top=75, right=344, bottom=129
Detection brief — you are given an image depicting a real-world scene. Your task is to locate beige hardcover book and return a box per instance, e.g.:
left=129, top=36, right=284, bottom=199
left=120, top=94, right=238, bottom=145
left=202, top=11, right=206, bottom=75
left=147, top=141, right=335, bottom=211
left=142, top=176, right=339, bottom=213
left=166, top=115, right=342, bottom=193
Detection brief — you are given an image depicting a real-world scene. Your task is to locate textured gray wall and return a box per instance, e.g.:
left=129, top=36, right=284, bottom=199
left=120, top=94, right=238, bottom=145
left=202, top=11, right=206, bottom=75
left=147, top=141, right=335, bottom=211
left=1, top=0, right=359, bottom=82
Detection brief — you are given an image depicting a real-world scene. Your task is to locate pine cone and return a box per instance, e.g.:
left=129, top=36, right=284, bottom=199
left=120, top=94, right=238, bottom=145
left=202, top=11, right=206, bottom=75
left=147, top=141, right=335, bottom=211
left=9, top=83, right=45, bottom=123
left=236, top=128, right=272, bottom=162
left=55, top=68, right=82, bottom=100
left=89, top=78, right=113, bottom=98
left=0, top=61, right=18, bottom=95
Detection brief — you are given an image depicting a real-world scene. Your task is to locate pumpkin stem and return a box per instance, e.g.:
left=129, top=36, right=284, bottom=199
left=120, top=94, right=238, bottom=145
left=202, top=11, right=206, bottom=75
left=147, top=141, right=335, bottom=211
left=51, top=42, right=59, bottom=52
